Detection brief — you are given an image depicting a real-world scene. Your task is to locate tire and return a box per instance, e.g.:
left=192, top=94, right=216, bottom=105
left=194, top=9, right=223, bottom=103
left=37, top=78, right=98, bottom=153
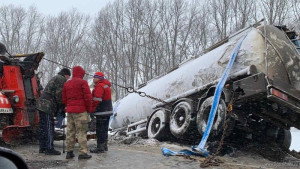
left=0, top=114, right=13, bottom=130
left=276, top=128, right=291, bottom=150
left=196, top=96, right=226, bottom=138
left=147, top=109, right=169, bottom=140
left=169, top=101, right=196, bottom=138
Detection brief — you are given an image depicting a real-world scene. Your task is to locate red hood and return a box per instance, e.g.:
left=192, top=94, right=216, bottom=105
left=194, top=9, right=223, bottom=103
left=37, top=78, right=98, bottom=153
left=96, top=79, right=111, bottom=87
left=72, top=66, right=85, bottom=79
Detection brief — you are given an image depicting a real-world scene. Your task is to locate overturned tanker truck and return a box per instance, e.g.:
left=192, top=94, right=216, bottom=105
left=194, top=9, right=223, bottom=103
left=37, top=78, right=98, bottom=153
left=110, top=22, right=300, bottom=150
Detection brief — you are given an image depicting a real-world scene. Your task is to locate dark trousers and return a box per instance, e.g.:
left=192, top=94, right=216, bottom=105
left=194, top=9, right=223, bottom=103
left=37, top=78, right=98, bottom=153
left=55, top=108, right=64, bottom=128
left=95, top=116, right=110, bottom=145
left=39, top=110, right=54, bottom=150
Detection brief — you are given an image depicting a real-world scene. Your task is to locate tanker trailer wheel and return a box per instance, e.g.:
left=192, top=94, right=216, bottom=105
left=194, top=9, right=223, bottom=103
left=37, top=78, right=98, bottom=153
left=276, top=128, right=291, bottom=150
left=197, top=96, right=226, bottom=139
left=169, top=100, right=197, bottom=138
left=147, top=109, right=169, bottom=140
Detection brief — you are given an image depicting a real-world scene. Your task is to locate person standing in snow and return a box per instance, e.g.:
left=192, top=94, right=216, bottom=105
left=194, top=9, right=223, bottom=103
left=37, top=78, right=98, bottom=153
left=90, top=72, right=113, bottom=153
left=37, top=68, right=71, bottom=155
left=62, top=66, right=92, bottom=159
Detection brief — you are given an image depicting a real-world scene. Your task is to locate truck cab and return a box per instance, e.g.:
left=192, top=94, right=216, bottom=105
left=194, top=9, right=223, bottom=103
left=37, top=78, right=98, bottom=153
left=0, top=51, right=44, bottom=143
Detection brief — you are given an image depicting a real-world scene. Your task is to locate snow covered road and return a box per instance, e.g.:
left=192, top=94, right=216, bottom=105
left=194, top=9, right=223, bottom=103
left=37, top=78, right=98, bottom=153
left=5, top=138, right=300, bottom=169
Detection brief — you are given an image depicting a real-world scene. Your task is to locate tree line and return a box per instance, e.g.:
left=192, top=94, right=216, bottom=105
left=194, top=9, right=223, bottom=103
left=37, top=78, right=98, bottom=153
left=0, top=0, right=299, bottom=100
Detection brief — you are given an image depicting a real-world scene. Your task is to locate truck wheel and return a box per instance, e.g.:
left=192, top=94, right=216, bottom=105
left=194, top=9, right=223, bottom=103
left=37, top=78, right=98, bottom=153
left=147, top=109, right=168, bottom=140
left=0, top=114, right=13, bottom=130
left=196, top=96, right=226, bottom=138
left=276, top=128, right=291, bottom=150
left=169, top=101, right=196, bottom=138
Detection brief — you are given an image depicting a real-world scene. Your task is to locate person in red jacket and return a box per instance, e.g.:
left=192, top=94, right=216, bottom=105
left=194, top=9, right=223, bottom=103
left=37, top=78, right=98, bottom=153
left=62, top=66, right=92, bottom=160
left=90, top=72, right=113, bottom=153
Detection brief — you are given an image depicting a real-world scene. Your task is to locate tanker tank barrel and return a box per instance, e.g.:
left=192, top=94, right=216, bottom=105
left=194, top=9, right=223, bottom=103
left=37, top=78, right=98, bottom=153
left=112, top=24, right=300, bottom=150
left=152, top=65, right=257, bottom=109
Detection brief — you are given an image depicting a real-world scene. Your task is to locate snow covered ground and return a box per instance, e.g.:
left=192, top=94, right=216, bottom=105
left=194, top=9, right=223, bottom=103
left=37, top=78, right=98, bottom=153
left=290, top=127, right=300, bottom=151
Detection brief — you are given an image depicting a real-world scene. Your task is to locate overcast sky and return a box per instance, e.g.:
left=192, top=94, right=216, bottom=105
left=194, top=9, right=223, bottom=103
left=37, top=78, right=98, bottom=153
left=0, top=0, right=111, bottom=16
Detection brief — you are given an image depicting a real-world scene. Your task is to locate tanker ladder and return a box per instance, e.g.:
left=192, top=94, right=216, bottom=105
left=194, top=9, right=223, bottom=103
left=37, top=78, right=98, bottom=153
left=126, top=118, right=148, bottom=136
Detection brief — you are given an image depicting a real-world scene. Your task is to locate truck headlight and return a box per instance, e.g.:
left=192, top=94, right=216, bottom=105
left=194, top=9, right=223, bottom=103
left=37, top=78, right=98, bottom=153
left=13, top=95, right=20, bottom=103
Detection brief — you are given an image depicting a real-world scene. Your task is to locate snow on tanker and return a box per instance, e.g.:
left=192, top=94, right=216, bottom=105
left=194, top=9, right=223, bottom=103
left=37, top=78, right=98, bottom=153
left=110, top=22, right=300, bottom=149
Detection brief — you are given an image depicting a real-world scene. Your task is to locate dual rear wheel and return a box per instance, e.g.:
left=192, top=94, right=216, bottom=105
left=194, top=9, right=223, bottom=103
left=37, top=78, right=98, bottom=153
left=147, top=97, right=292, bottom=152
left=147, top=97, right=227, bottom=140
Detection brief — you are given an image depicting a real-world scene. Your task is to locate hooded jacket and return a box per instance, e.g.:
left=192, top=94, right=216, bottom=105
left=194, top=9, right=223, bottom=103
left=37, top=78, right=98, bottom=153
left=62, top=66, right=92, bottom=113
left=37, top=73, right=67, bottom=116
left=91, top=79, right=113, bottom=116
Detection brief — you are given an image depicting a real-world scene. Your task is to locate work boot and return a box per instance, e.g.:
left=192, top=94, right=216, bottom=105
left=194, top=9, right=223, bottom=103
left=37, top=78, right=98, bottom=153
left=78, top=154, right=92, bottom=159
left=39, top=148, right=45, bottom=153
left=66, top=151, right=75, bottom=159
left=90, top=143, right=105, bottom=153
left=45, top=149, right=61, bottom=155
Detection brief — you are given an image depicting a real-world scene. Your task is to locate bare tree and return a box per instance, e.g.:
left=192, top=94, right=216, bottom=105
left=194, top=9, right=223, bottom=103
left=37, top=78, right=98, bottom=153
left=0, top=5, right=44, bottom=54
left=260, top=0, right=291, bottom=25
left=188, top=2, right=210, bottom=56
left=0, top=5, right=26, bottom=53
left=22, top=6, right=45, bottom=53
left=209, top=0, right=232, bottom=40
left=292, top=0, right=300, bottom=32
left=92, top=0, right=128, bottom=99
left=2, top=0, right=299, bottom=99
left=42, top=9, right=90, bottom=83
left=231, top=0, right=256, bottom=31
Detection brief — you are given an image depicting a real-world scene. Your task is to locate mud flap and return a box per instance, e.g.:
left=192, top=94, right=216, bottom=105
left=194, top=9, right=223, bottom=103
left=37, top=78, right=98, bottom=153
left=2, top=125, right=32, bottom=144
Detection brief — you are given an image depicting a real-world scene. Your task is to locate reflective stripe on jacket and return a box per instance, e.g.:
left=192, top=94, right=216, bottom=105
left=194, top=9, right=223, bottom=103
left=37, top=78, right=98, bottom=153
left=91, top=79, right=113, bottom=116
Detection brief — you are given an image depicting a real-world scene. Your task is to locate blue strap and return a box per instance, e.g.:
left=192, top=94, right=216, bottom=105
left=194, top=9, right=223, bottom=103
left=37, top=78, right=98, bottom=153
left=162, top=147, right=209, bottom=157
left=293, top=35, right=299, bottom=47
left=197, top=35, right=247, bottom=150
left=109, top=101, right=121, bottom=127
left=295, top=39, right=299, bottom=47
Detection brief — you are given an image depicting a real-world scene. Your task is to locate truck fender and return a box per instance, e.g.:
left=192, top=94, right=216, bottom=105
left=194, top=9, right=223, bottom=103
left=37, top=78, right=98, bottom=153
left=172, top=98, right=194, bottom=110
left=146, top=108, right=171, bottom=129
left=196, top=86, right=231, bottom=112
